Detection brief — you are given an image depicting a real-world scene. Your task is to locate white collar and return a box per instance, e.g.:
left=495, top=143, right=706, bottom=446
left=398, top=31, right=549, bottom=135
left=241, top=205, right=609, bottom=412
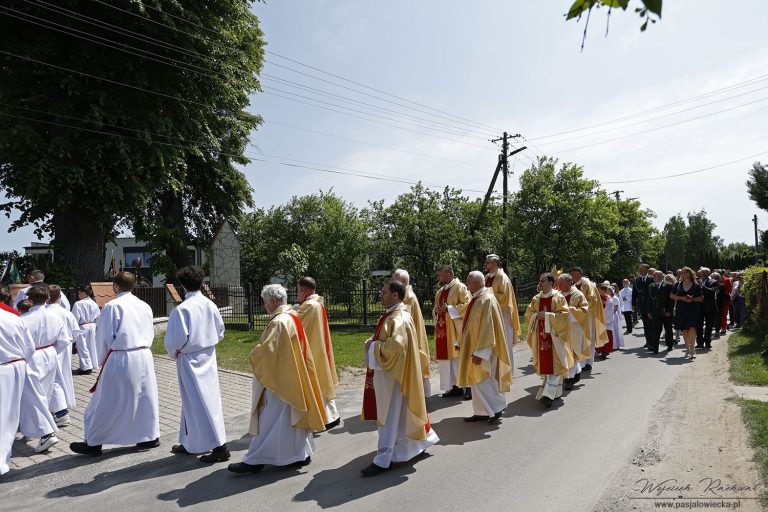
left=540, top=289, right=555, bottom=298
left=442, top=278, right=457, bottom=291
left=184, top=290, right=201, bottom=299
left=472, top=287, right=484, bottom=298
left=487, top=272, right=496, bottom=278
left=386, top=302, right=403, bottom=313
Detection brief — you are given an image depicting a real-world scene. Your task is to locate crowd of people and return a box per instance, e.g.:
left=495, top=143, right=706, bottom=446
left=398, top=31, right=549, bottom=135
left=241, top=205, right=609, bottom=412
left=0, top=258, right=749, bottom=479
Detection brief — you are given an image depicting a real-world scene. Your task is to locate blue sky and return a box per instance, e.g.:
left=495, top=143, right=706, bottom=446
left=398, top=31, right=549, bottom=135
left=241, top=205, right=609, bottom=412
left=2, top=0, right=767, bottom=251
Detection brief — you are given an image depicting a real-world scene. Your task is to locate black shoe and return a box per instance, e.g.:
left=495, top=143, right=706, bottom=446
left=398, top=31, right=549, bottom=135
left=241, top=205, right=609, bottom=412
left=361, top=463, right=389, bottom=476
left=325, top=417, right=341, bottom=430
left=463, top=388, right=472, bottom=401
left=70, top=441, right=102, bottom=456
left=598, top=352, right=608, bottom=359
left=573, top=372, right=581, bottom=383
left=136, top=438, right=160, bottom=450
left=74, top=368, right=93, bottom=375
left=540, top=397, right=553, bottom=408
left=667, top=345, right=673, bottom=351
left=228, top=462, right=264, bottom=474
left=200, top=445, right=231, bottom=463
left=582, top=364, right=592, bottom=372
left=463, top=415, right=490, bottom=422
left=487, top=411, right=502, bottom=424
left=441, top=386, right=463, bottom=398
left=564, top=378, right=574, bottom=391
left=705, top=344, right=711, bottom=349
left=289, top=456, right=311, bottom=468
left=171, top=444, right=189, bottom=455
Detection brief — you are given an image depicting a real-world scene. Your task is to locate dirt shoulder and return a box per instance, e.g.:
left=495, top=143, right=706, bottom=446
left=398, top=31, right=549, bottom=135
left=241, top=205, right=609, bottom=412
left=594, top=334, right=764, bottom=511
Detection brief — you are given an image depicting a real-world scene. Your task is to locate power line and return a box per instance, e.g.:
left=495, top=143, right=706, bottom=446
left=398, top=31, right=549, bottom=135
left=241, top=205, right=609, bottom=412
left=536, top=83, right=768, bottom=147
left=601, top=150, right=768, bottom=184
left=528, top=72, right=768, bottom=141
left=0, top=109, right=487, bottom=193
left=85, top=0, right=501, bottom=135
left=552, top=95, right=768, bottom=154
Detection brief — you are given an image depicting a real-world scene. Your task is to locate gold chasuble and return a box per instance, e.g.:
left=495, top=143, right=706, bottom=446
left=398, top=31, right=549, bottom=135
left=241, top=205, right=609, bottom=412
left=403, top=285, right=431, bottom=379
left=574, top=277, right=609, bottom=348
left=296, top=294, right=339, bottom=400
left=525, top=291, right=574, bottom=376
left=562, top=288, right=592, bottom=360
left=485, top=268, right=522, bottom=340
left=363, top=304, right=431, bottom=441
left=432, top=278, right=471, bottom=361
left=250, top=305, right=326, bottom=434
left=457, top=288, right=513, bottom=391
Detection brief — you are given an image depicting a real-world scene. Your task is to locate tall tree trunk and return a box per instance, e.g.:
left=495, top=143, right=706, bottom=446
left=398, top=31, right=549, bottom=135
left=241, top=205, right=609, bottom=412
left=158, top=190, right=189, bottom=274
left=52, top=209, right=107, bottom=284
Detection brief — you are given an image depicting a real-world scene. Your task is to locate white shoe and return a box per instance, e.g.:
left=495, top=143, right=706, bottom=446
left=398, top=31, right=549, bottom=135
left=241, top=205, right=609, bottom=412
left=35, top=435, right=59, bottom=453
left=54, top=414, right=70, bottom=427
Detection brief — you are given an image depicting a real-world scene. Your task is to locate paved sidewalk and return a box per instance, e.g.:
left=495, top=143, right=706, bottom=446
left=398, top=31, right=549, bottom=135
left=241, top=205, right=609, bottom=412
left=10, top=353, right=253, bottom=471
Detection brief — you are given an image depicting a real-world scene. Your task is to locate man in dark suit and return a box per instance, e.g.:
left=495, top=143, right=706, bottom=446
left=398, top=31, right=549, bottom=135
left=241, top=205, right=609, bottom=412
left=647, top=271, right=674, bottom=353
left=697, top=267, right=719, bottom=349
left=633, top=263, right=653, bottom=347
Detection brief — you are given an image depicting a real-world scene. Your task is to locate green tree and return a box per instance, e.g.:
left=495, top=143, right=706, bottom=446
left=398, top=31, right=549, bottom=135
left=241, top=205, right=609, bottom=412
left=685, top=210, right=721, bottom=267
left=662, top=214, right=688, bottom=270
left=566, top=0, right=663, bottom=47
left=606, top=199, right=658, bottom=279
left=0, top=1, right=265, bottom=283
left=508, top=158, right=619, bottom=278
left=747, top=162, right=768, bottom=211
left=240, top=191, right=369, bottom=289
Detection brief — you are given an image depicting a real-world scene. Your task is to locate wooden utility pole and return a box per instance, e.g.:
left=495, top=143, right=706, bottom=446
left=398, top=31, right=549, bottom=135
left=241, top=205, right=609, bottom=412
left=754, top=214, right=760, bottom=265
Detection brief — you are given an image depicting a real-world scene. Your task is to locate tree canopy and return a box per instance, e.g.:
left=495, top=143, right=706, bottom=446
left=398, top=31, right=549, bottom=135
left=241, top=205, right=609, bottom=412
left=0, top=1, right=265, bottom=283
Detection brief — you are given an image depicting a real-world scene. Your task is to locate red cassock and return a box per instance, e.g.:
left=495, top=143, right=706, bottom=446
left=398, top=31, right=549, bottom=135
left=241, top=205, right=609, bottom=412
left=596, top=295, right=614, bottom=354
left=434, top=287, right=451, bottom=360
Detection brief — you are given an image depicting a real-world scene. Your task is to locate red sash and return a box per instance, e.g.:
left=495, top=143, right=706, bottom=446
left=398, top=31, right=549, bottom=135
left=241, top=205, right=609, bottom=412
left=361, top=311, right=391, bottom=421
left=79, top=322, right=96, bottom=326
left=1, top=358, right=25, bottom=365
left=35, top=344, right=55, bottom=351
left=538, top=296, right=554, bottom=375
left=462, top=296, right=478, bottom=331
left=287, top=313, right=308, bottom=362
left=435, top=287, right=451, bottom=360
left=321, top=305, right=333, bottom=367
left=485, top=274, right=494, bottom=288
left=89, top=347, right=149, bottom=393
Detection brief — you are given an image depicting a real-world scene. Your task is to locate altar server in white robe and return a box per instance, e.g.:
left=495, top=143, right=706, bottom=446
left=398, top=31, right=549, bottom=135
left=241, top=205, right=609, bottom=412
left=0, top=288, right=35, bottom=475
left=457, top=271, right=512, bottom=425
left=71, top=285, right=101, bottom=374
left=228, top=284, right=326, bottom=474
left=393, top=269, right=432, bottom=398
left=14, top=270, right=70, bottom=310
left=45, top=285, right=80, bottom=427
left=164, top=266, right=229, bottom=463
left=607, top=285, right=625, bottom=349
left=295, top=276, right=340, bottom=429
left=18, top=285, right=69, bottom=452
left=70, top=272, right=160, bottom=456
left=360, top=280, right=438, bottom=476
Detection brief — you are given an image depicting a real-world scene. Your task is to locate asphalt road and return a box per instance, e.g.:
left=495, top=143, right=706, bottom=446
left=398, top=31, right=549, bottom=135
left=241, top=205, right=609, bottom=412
left=1, top=329, right=687, bottom=512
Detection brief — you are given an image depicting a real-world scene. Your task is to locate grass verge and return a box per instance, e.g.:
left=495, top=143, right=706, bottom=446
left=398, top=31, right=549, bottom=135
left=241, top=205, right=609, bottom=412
left=736, top=398, right=768, bottom=507
left=728, top=330, right=768, bottom=385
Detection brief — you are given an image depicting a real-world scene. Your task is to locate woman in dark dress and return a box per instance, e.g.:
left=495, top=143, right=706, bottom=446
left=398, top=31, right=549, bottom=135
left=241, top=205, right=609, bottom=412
left=670, top=266, right=704, bottom=359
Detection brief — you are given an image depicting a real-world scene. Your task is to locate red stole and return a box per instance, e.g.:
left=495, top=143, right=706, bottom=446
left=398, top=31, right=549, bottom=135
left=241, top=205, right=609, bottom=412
left=537, top=296, right=554, bottom=375
left=485, top=274, right=494, bottom=288
left=287, top=313, right=309, bottom=362
left=462, top=296, right=478, bottom=331
left=361, top=311, right=391, bottom=421
left=435, top=286, right=452, bottom=360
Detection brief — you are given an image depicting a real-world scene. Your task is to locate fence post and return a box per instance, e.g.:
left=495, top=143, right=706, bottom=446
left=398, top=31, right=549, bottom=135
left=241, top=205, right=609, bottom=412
left=246, top=282, right=255, bottom=331
left=362, top=279, right=368, bottom=326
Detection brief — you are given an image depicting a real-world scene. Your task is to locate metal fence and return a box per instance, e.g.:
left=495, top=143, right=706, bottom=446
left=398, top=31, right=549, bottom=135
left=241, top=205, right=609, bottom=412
left=62, top=278, right=536, bottom=332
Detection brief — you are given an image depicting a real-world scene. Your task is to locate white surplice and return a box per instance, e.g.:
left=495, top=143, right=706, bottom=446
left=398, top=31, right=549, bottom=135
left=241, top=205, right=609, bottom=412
left=164, top=290, right=227, bottom=453
left=83, top=292, right=159, bottom=446
left=611, top=296, right=625, bottom=349
left=15, top=284, right=70, bottom=311
left=71, top=297, right=101, bottom=370
left=0, top=311, right=35, bottom=475
left=18, top=305, right=70, bottom=438
left=243, top=382, right=314, bottom=466
left=45, top=303, right=80, bottom=412
left=367, top=338, right=439, bottom=468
